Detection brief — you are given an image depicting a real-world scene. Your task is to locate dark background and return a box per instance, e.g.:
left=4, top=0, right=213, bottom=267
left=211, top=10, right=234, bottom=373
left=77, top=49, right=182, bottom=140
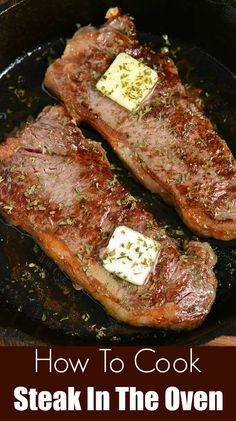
left=1, top=0, right=236, bottom=72
left=0, top=0, right=236, bottom=346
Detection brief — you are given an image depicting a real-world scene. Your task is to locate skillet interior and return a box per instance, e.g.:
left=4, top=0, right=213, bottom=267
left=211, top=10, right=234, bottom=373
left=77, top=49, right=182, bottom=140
left=0, top=0, right=236, bottom=345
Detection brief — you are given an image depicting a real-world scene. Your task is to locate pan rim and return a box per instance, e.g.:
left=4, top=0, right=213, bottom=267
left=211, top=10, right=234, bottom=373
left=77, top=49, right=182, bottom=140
left=0, top=0, right=236, bottom=345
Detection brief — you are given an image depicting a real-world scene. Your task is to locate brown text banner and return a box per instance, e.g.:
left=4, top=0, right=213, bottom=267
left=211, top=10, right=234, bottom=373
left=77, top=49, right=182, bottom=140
left=0, top=346, right=234, bottom=420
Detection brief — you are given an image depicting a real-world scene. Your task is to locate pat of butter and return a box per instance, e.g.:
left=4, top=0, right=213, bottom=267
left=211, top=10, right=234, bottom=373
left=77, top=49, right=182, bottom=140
left=96, top=52, right=158, bottom=111
left=102, top=225, right=161, bottom=285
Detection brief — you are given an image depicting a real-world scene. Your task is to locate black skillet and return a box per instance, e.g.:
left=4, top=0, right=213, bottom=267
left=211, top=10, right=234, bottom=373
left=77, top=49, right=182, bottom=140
left=0, top=0, right=236, bottom=345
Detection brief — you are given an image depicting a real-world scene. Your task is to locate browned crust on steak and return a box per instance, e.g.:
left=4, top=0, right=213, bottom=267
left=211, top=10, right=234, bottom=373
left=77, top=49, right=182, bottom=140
left=0, top=105, right=217, bottom=330
left=45, top=11, right=236, bottom=240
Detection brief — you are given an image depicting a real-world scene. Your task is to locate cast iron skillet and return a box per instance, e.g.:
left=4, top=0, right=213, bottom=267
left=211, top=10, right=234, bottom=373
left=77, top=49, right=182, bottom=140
left=0, top=0, right=236, bottom=345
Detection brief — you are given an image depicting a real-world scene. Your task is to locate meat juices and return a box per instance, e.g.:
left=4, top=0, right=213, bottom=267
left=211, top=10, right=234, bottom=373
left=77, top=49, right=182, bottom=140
left=45, top=10, right=236, bottom=240
left=0, top=105, right=217, bottom=330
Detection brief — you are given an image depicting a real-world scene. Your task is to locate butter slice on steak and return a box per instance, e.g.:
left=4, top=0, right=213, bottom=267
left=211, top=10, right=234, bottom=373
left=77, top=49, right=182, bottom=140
left=0, top=105, right=217, bottom=329
left=45, top=10, right=236, bottom=240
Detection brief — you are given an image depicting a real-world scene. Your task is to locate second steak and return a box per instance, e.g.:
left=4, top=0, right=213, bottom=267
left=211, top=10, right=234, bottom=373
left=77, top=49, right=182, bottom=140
left=45, top=9, right=236, bottom=240
left=0, top=105, right=217, bottom=330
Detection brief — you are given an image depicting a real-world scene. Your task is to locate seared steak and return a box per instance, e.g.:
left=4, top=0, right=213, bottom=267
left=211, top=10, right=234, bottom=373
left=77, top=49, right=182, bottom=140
left=45, top=9, right=236, bottom=240
left=0, top=105, right=217, bottom=330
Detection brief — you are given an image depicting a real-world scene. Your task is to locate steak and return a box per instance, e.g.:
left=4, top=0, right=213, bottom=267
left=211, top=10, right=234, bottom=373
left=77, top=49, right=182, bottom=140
left=0, top=105, right=217, bottom=330
left=45, top=9, right=236, bottom=240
